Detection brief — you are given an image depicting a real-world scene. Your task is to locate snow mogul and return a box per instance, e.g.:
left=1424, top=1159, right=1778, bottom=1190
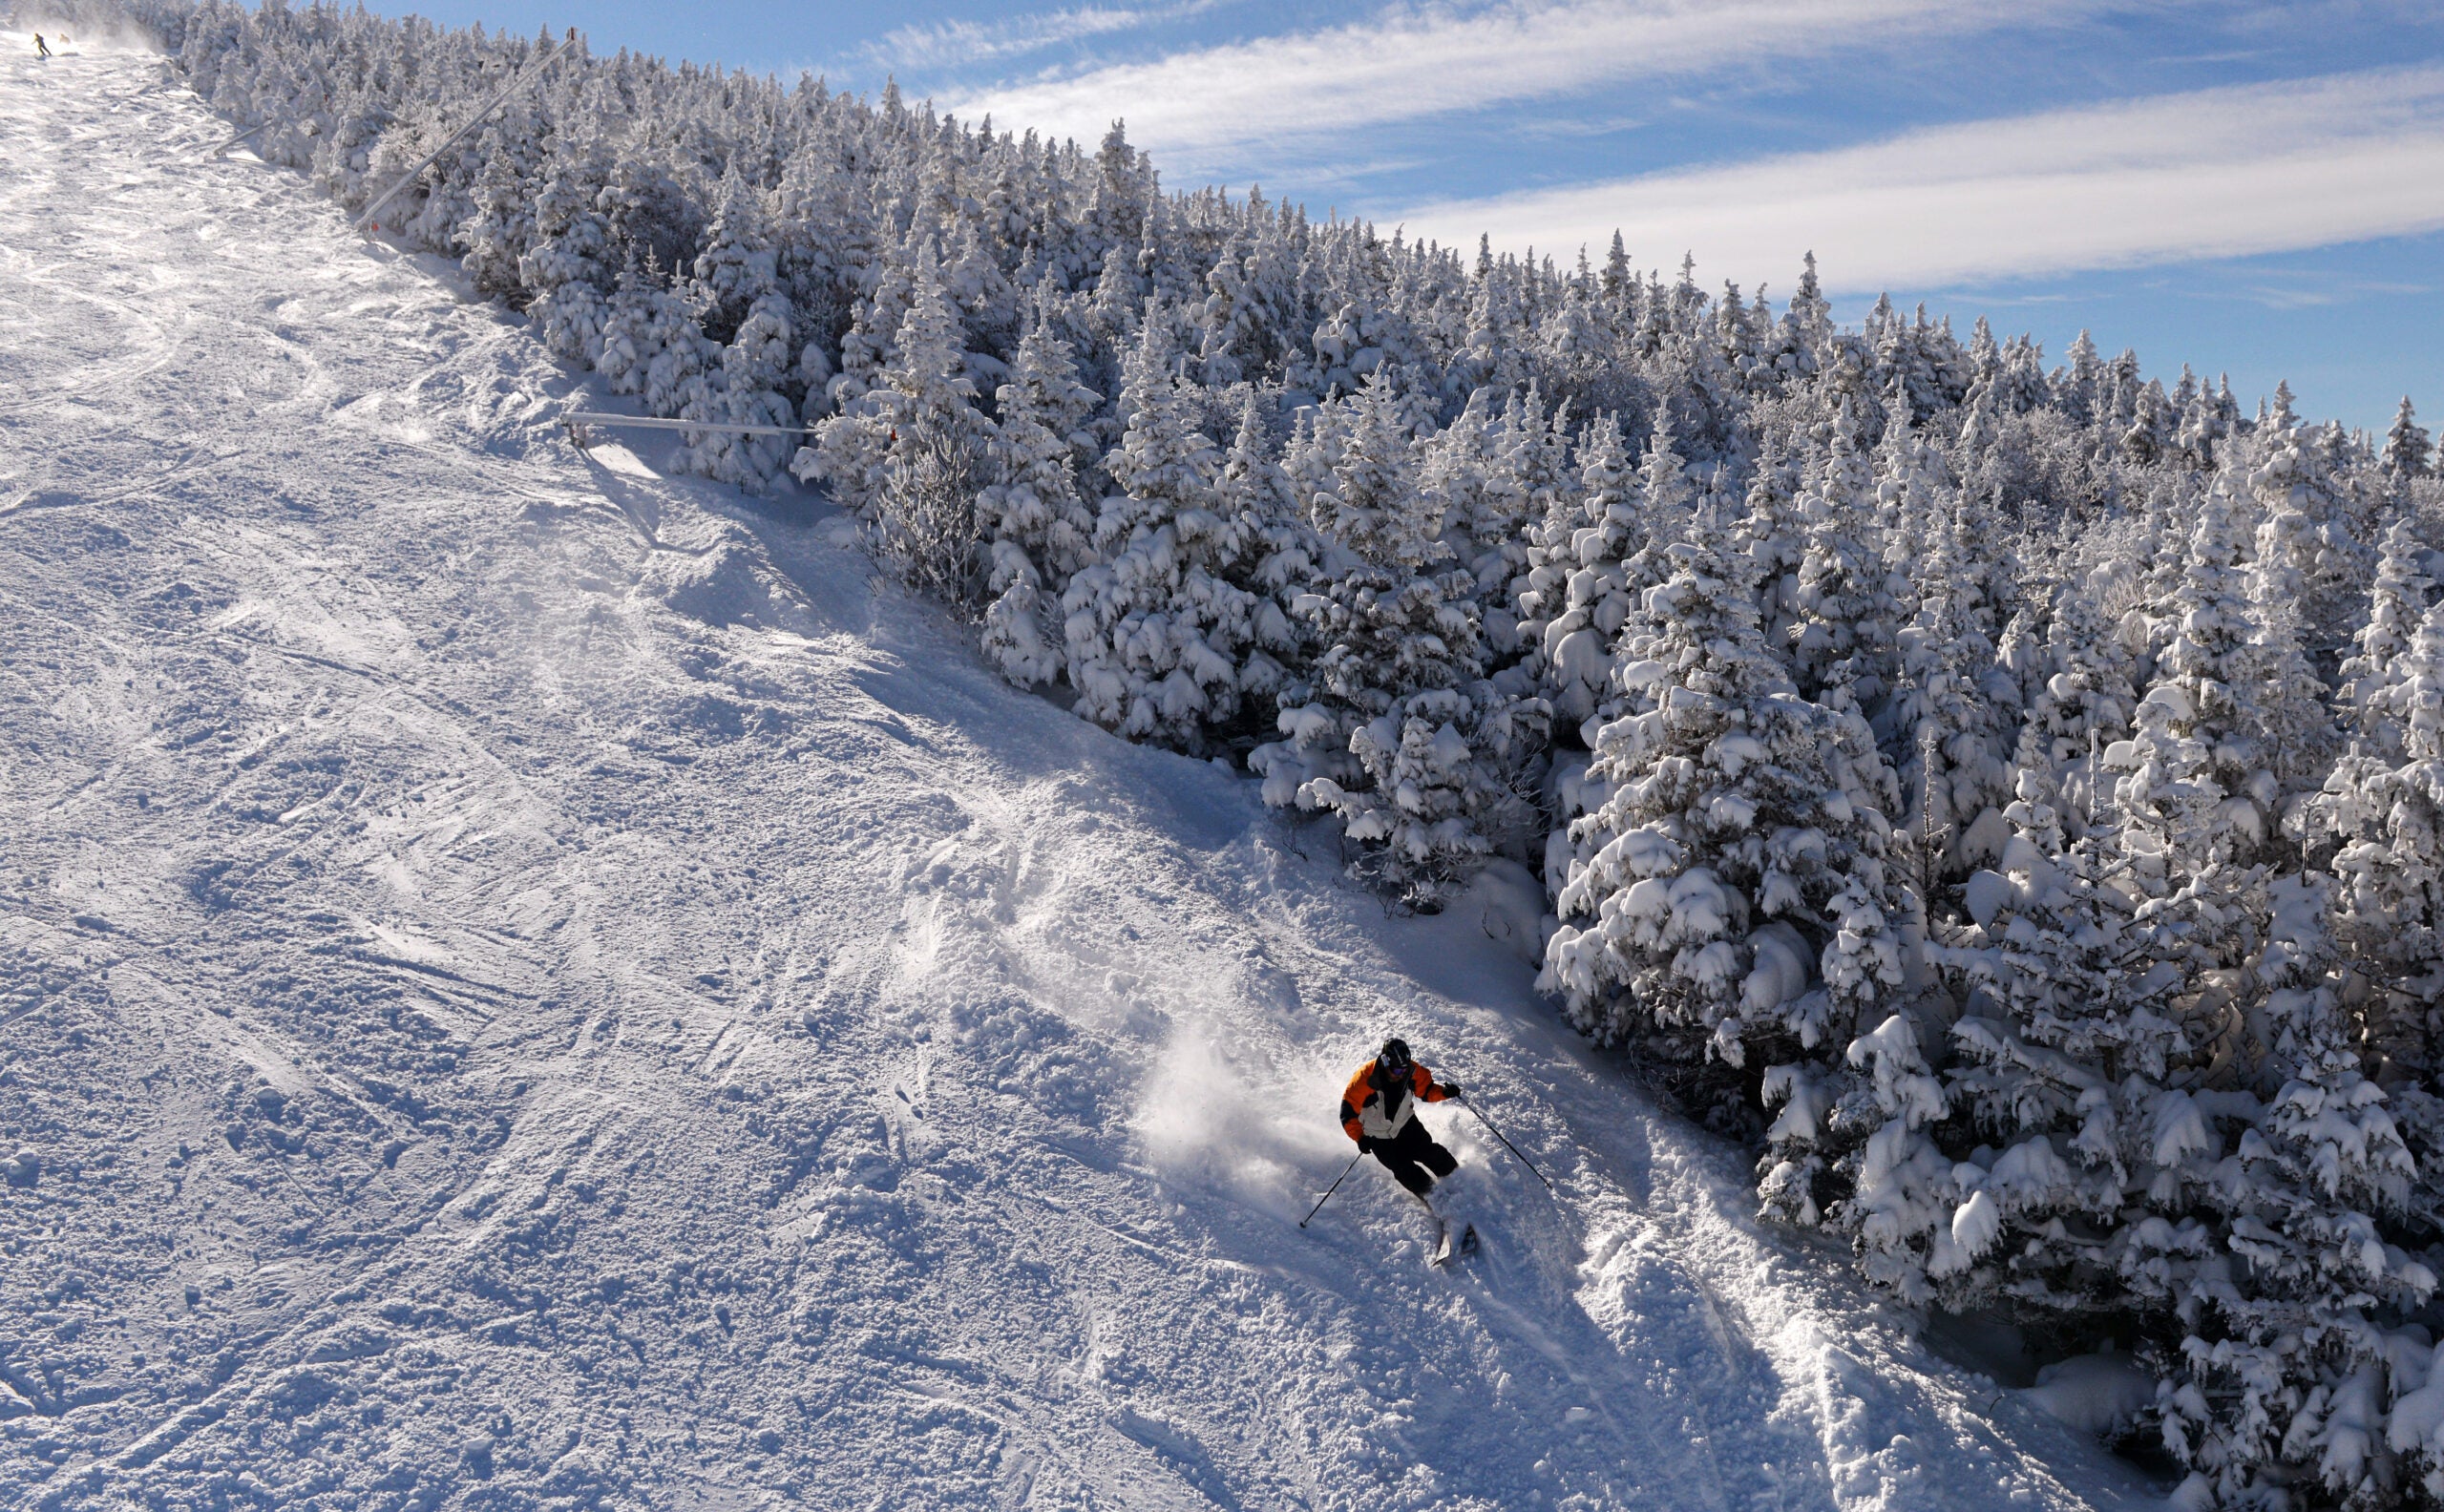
left=1338, top=1038, right=1476, bottom=1259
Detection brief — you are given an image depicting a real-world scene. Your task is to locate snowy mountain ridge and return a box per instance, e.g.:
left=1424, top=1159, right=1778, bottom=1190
left=0, top=36, right=2166, bottom=1512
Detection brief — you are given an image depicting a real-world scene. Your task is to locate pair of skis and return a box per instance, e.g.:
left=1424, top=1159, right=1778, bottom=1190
left=1427, top=1205, right=1481, bottom=1267
left=1298, top=1149, right=1481, bottom=1264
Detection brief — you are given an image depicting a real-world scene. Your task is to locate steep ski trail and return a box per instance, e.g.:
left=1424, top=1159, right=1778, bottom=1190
left=0, top=40, right=2162, bottom=1512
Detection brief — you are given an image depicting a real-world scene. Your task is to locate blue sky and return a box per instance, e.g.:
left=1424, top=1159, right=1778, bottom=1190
left=403, top=0, right=2440, bottom=432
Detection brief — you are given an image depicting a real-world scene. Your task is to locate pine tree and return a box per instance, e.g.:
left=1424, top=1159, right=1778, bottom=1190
left=2384, top=397, right=2433, bottom=483
left=456, top=106, right=547, bottom=300
left=1735, top=433, right=1807, bottom=658
left=1886, top=494, right=2012, bottom=895
left=1058, top=314, right=1260, bottom=748
left=979, top=306, right=1104, bottom=688
left=596, top=254, right=715, bottom=416
left=1254, top=376, right=1549, bottom=906
left=2154, top=876, right=2433, bottom=1510
left=2250, top=388, right=2379, bottom=668
left=2112, top=484, right=2273, bottom=885
left=1791, top=402, right=1899, bottom=716
left=1937, top=764, right=2195, bottom=1315
left=1213, top=386, right=1320, bottom=710
left=1520, top=410, right=1634, bottom=734
left=519, top=147, right=616, bottom=364
left=1419, top=388, right=1500, bottom=577
left=2308, top=599, right=2444, bottom=1082
left=2334, top=516, right=2433, bottom=764
left=691, top=165, right=780, bottom=345
left=1483, top=384, right=1573, bottom=563
left=801, top=242, right=994, bottom=605
left=677, top=174, right=799, bottom=488
left=2122, top=378, right=2172, bottom=467
left=1544, top=497, right=1904, bottom=1124
left=2022, top=578, right=2138, bottom=837
left=2055, top=329, right=2103, bottom=426
left=2243, top=459, right=2341, bottom=806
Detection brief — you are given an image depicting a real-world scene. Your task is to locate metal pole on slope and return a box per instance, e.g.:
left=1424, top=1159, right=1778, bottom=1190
left=560, top=410, right=811, bottom=439
left=1459, top=1095, right=1553, bottom=1193
left=1299, top=1151, right=1364, bottom=1229
left=356, top=28, right=577, bottom=233
left=213, top=120, right=274, bottom=158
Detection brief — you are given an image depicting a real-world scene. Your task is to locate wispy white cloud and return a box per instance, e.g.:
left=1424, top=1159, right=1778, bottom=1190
left=865, top=3, right=1211, bottom=76
left=950, top=0, right=2123, bottom=167
left=2221, top=276, right=2437, bottom=311
left=1389, top=67, right=2444, bottom=290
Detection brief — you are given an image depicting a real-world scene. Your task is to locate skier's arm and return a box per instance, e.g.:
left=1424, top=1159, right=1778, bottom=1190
left=1414, top=1064, right=1455, bottom=1102
left=1338, top=1067, right=1371, bottom=1142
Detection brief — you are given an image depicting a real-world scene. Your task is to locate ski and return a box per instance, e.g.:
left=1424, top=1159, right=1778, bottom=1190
left=1429, top=1222, right=1479, bottom=1267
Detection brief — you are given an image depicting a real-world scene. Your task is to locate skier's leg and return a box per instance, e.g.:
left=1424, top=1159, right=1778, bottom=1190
left=1378, top=1123, right=1445, bottom=1198
left=1372, top=1141, right=1435, bottom=1198
left=1420, top=1137, right=1458, bottom=1181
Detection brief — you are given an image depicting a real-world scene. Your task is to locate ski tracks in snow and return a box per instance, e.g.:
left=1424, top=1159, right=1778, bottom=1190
left=0, top=39, right=2166, bottom=1512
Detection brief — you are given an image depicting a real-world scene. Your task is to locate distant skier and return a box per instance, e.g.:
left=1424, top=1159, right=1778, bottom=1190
left=1338, top=1039, right=1476, bottom=1258
left=34, top=33, right=51, bottom=59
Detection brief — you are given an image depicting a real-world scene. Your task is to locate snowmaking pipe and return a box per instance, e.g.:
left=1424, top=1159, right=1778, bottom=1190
left=561, top=410, right=811, bottom=439
left=1299, top=1151, right=1364, bottom=1229
left=356, top=29, right=577, bottom=233
left=1461, top=1095, right=1553, bottom=1193
left=213, top=119, right=273, bottom=158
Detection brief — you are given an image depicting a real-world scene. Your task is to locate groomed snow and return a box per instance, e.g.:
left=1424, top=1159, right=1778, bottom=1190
left=1, top=38, right=2165, bottom=1512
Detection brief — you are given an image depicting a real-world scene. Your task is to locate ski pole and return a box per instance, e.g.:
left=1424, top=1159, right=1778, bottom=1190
left=1461, top=1096, right=1553, bottom=1193
left=1299, top=1151, right=1364, bottom=1228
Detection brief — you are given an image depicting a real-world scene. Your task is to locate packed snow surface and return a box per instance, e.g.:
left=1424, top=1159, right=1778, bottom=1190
left=2, top=39, right=2164, bottom=1512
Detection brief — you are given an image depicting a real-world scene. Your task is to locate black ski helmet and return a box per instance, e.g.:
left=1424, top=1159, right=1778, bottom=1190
left=1379, top=1037, right=1412, bottom=1070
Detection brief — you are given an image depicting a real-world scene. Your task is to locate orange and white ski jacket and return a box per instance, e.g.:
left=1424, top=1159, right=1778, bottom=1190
left=1339, top=1060, right=1450, bottom=1143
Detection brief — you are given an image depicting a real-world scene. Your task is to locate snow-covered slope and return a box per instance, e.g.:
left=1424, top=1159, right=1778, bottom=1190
left=0, top=39, right=2164, bottom=1512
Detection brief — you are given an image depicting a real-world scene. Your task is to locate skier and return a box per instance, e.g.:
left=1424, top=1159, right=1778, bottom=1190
left=34, top=33, right=51, bottom=59
left=1338, top=1039, right=1475, bottom=1258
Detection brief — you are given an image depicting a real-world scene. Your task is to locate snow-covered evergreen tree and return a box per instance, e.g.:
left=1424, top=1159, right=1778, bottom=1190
left=2309, top=598, right=2444, bottom=1082
left=2154, top=876, right=2433, bottom=1510
left=1059, top=314, right=1262, bottom=748
left=1543, top=496, right=1904, bottom=1115
left=1521, top=410, right=1689, bottom=738
left=1254, top=376, right=1549, bottom=906
left=1937, top=764, right=2195, bottom=1314
left=1790, top=403, right=1899, bottom=717
left=2334, top=516, right=2434, bottom=760
left=677, top=173, right=798, bottom=487
left=801, top=242, right=994, bottom=605
left=2112, top=485, right=2274, bottom=884
left=2235, top=462, right=2336, bottom=808
left=1736, top=433, right=1807, bottom=657
left=596, top=254, right=715, bottom=415
left=518, top=147, right=616, bottom=364
left=1886, top=498, right=2012, bottom=892
left=2021, top=577, right=2138, bottom=835
left=979, top=298, right=1105, bottom=688
left=2384, top=397, right=2433, bottom=483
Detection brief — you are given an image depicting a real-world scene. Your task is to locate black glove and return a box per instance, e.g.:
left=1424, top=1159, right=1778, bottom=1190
left=1357, top=1136, right=1379, bottom=1154
left=1441, top=1082, right=1463, bottom=1101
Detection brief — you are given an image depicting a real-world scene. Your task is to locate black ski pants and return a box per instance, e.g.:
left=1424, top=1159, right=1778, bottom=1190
left=1368, top=1119, right=1456, bottom=1198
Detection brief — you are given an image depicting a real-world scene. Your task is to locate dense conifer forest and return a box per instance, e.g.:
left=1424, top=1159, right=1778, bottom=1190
left=63, top=2, right=2444, bottom=1502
